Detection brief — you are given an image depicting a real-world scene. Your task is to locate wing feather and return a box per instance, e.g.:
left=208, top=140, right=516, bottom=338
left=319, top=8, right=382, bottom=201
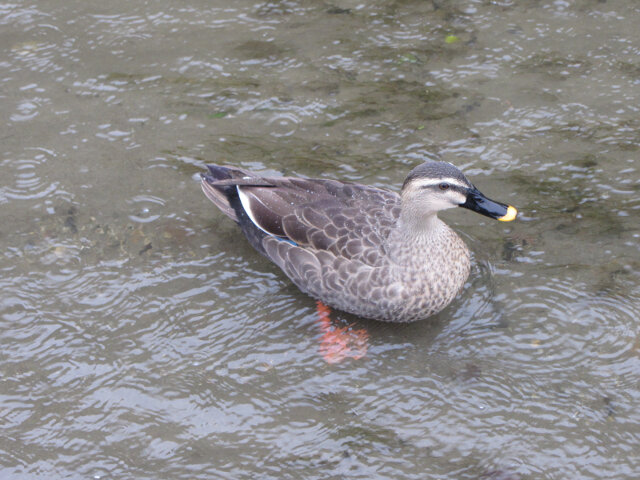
left=202, top=165, right=402, bottom=271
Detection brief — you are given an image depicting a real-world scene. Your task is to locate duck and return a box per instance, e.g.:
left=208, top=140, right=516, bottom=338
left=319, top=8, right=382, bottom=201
left=201, top=161, right=517, bottom=323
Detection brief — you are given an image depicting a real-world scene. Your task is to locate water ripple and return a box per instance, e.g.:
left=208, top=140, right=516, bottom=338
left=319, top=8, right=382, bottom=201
left=127, top=195, right=166, bottom=223
left=0, top=152, right=59, bottom=202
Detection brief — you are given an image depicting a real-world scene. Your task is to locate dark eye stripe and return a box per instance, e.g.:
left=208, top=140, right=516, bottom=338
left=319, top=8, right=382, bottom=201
left=420, top=183, right=467, bottom=195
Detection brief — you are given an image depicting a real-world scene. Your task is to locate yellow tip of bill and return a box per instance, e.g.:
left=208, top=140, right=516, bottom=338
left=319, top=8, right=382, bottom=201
left=498, top=205, right=518, bottom=222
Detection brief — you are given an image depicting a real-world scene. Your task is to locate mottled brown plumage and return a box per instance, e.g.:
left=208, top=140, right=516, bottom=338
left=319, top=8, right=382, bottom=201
left=201, top=162, right=516, bottom=322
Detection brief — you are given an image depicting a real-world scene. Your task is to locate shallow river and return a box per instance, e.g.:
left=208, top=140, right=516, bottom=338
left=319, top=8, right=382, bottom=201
left=1, top=1, right=639, bottom=479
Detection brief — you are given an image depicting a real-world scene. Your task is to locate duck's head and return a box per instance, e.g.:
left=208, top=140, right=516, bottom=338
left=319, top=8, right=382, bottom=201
left=401, top=161, right=517, bottom=222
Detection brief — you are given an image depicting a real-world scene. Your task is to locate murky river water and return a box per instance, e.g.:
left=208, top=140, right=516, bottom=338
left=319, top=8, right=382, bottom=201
left=1, top=1, right=639, bottom=479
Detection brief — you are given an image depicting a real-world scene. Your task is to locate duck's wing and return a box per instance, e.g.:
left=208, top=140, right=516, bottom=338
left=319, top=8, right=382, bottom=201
left=254, top=179, right=402, bottom=314
left=201, top=165, right=401, bottom=265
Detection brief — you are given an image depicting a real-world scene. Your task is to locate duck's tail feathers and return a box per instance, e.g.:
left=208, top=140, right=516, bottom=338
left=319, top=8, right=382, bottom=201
left=200, top=164, right=255, bottom=223
left=202, top=164, right=278, bottom=257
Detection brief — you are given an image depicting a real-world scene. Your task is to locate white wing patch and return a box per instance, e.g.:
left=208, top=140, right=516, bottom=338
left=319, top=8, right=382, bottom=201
left=237, top=186, right=297, bottom=245
left=237, top=186, right=272, bottom=236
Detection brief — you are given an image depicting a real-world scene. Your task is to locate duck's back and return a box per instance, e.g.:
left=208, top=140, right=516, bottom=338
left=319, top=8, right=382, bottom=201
left=201, top=165, right=403, bottom=266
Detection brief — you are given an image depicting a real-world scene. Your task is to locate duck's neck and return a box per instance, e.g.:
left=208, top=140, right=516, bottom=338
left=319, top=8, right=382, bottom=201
left=400, top=207, right=444, bottom=236
left=387, top=210, right=449, bottom=264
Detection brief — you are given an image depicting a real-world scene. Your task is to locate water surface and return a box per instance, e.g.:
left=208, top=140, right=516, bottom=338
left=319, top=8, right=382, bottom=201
left=1, top=1, right=639, bottom=479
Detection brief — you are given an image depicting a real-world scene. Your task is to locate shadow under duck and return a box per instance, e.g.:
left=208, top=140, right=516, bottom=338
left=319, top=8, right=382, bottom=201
left=201, top=162, right=517, bottom=323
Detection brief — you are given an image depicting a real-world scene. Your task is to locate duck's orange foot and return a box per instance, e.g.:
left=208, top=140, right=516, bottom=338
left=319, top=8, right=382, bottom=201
left=316, top=301, right=369, bottom=364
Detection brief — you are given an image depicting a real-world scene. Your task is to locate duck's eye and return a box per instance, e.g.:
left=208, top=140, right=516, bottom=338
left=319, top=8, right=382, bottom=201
left=439, top=183, right=450, bottom=191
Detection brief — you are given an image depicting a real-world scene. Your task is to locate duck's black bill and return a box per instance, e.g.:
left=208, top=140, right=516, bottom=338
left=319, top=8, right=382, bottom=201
left=460, top=188, right=517, bottom=222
